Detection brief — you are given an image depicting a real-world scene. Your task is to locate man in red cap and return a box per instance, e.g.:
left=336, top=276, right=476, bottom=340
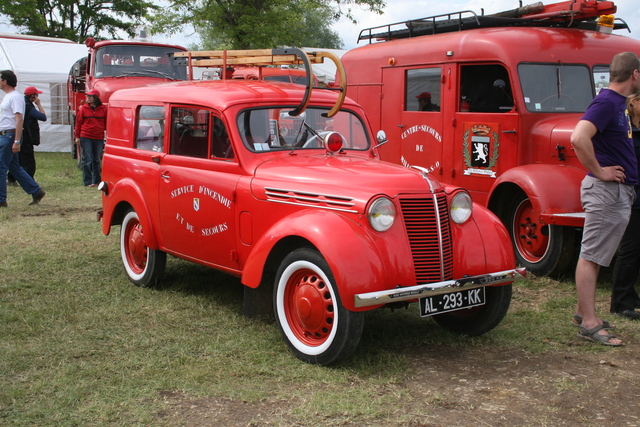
left=7, top=86, right=46, bottom=184
left=416, top=91, right=439, bottom=111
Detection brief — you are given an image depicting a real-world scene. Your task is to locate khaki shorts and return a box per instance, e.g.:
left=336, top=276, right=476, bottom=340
left=580, top=176, right=635, bottom=267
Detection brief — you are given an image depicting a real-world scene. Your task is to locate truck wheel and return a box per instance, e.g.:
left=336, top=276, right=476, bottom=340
left=507, top=191, right=575, bottom=277
left=120, top=209, right=166, bottom=287
left=274, top=248, right=364, bottom=365
left=433, top=284, right=512, bottom=336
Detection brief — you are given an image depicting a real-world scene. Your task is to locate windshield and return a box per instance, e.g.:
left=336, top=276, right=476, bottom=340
left=94, top=45, right=188, bottom=80
left=238, top=107, right=370, bottom=152
left=518, top=63, right=593, bottom=113
left=593, top=64, right=610, bottom=95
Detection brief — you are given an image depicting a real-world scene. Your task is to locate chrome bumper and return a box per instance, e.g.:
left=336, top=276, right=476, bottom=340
left=353, top=268, right=527, bottom=308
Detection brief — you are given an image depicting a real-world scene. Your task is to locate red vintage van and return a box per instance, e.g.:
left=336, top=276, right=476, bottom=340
left=341, top=0, right=640, bottom=277
left=98, top=48, right=524, bottom=365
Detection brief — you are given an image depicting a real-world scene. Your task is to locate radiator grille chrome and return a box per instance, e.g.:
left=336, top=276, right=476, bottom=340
left=399, top=194, right=453, bottom=284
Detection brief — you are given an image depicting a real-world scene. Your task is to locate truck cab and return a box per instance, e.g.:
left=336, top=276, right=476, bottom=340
left=98, top=48, right=524, bottom=365
left=341, top=0, right=640, bottom=277
left=67, top=37, right=188, bottom=161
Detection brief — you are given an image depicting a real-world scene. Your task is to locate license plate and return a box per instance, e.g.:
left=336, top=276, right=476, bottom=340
left=419, top=287, right=485, bottom=317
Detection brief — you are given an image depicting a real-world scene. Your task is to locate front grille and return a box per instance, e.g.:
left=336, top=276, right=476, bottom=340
left=399, top=194, right=453, bottom=284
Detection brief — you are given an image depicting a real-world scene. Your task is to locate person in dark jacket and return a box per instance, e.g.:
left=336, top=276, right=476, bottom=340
left=74, top=89, right=107, bottom=186
left=7, top=86, right=46, bottom=183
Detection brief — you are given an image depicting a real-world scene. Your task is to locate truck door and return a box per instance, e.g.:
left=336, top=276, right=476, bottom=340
left=449, top=63, right=519, bottom=205
left=158, top=105, right=240, bottom=269
left=381, top=66, right=445, bottom=176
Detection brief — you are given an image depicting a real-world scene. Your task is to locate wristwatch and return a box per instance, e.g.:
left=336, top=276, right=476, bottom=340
left=14, top=140, right=20, bottom=145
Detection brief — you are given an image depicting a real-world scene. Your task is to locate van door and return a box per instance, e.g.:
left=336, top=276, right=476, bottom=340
left=381, top=66, right=445, bottom=178
left=450, top=63, right=519, bottom=205
left=158, top=105, right=240, bottom=268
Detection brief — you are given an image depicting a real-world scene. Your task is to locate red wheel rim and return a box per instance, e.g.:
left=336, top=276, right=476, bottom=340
left=125, top=218, right=148, bottom=274
left=513, top=198, right=549, bottom=263
left=283, top=269, right=334, bottom=347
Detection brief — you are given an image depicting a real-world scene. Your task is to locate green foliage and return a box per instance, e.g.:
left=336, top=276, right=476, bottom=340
left=152, top=0, right=385, bottom=50
left=0, top=0, right=159, bottom=42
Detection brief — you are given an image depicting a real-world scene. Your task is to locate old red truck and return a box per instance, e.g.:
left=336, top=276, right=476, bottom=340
left=341, top=0, right=640, bottom=277
left=67, top=37, right=188, bottom=161
left=97, top=48, right=524, bottom=364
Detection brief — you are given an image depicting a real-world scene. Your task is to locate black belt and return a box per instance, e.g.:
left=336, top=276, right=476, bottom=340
left=0, top=129, right=15, bottom=135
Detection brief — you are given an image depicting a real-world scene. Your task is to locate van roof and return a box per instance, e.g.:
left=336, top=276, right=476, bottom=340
left=108, top=79, right=355, bottom=112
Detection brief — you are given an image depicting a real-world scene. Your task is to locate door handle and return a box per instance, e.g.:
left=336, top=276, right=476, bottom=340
left=161, top=171, right=170, bottom=179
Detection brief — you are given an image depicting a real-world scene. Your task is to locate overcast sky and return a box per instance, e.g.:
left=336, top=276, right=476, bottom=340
left=331, top=0, right=640, bottom=50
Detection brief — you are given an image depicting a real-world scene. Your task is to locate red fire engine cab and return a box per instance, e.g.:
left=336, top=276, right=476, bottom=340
left=97, top=48, right=524, bottom=364
left=341, top=0, right=640, bottom=277
left=67, top=37, right=188, bottom=161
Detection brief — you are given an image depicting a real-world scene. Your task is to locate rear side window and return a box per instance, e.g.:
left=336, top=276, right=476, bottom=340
left=136, top=106, right=165, bottom=152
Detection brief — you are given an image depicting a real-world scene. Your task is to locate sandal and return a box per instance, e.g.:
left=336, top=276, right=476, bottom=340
left=577, top=324, right=623, bottom=346
left=572, top=314, right=615, bottom=330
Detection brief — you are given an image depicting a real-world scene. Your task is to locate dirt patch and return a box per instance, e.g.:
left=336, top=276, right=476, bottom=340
left=154, top=345, right=640, bottom=426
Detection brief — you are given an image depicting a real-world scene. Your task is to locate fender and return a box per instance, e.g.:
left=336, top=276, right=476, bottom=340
left=101, top=177, right=160, bottom=249
left=241, top=209, right=412, bottom=311
left=488, top=164, right=585, bottom=226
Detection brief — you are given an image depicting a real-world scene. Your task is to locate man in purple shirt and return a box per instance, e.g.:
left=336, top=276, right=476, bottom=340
left=571, top=51, right=640, bottom=346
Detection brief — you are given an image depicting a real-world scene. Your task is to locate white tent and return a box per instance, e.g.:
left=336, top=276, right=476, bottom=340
left=303, top=48, right=347, bottom=85
left=0, top=33, right=87, bottom=152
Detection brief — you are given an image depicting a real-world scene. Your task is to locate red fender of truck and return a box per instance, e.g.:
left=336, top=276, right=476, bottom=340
left=101, top=178, right=160, bottom=249
left=240, top=209, right=397, bottom=312
left=488, top=164, right=585, bottom=226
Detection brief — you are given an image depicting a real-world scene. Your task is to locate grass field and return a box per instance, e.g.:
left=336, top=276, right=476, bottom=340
left=2, top=153, right=638, bottom=426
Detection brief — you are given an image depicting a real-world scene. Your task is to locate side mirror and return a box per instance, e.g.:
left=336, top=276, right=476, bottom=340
left=376, top=130, right=387, bottom=144
left=493, top=79, right=506, bottom=89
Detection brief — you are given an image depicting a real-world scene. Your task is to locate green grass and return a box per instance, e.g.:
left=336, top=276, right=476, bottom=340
left=1, top=153, right=637, bottom=426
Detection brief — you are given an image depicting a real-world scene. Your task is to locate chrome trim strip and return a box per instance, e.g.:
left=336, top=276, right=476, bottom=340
left=549, top=212, right=585, bottom=218
left=265, top=191, right=356, bottom=207
left=266, top=198, right=359, bottom=213
left=265, top=187, right=354, bottom=203
left=432, top=194, right=445, bottom=281
left=354, top=268, right=527, bottom=308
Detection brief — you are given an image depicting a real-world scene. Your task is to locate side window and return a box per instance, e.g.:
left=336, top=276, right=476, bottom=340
left=405, top=68, right=441, bottom=112
left=460, top=64, right=514, bottom=113
left=170, top=107, right=209, bottom=158
left=136, top=106, right=165, bottom=152
left=211, top=115, right=234, bottom=160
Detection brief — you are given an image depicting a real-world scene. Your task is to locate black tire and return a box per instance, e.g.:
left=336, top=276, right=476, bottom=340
left=433, top=284, right=512, bottom=336
left=274, top=248, right=364, bottom=365
left=120, top=209, right=166, bottom=287
left=506, top=190, right=575, bottom=277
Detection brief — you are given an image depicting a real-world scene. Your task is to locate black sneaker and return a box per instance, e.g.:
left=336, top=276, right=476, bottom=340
left=29, top=190, right=46, bottom=205
left=615, top=309, right=640, bottom=320
left=0, top=201, right=7, bottom=207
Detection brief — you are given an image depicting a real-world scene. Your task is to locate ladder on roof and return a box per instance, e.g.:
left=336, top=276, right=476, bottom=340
left=358, top=0, right=628, bottom=43
left=172, top=48, right=347, bottom=118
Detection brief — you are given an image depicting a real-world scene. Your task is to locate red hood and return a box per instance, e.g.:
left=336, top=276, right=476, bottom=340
left=250, top=154, right=443, bottom=211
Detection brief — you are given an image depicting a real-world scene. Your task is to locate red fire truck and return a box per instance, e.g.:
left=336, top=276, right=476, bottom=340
left=67, top=37, right=188, bottom=161
left=97, top=48, right=524, bottom=364
left=341, top=0, right=640, bottom=277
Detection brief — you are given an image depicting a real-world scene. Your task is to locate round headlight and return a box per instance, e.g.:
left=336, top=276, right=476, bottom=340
left=368, top=197, right=396, bottom=232
left=450, top=191, right=473, bottom=224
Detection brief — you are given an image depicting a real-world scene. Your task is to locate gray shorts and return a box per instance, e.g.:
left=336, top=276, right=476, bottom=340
left=580, top=176, right=635, bottom=267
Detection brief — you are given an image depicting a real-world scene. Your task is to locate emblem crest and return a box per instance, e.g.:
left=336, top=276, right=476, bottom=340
left=193, top=198, right=200, bottom=212
left=463, top=123, right=500, bottom=177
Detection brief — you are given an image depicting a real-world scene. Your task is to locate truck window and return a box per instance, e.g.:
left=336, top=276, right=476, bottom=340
left=593, top=65, right=610, bottom=95
left=518, top=63, right=593, bottom=113
left=405, top=68, right=441, bottom=112
left=460, top=64, right=514, bottom=113
left=94, top=45, right=188, bottom=80
left=170, top=107, right=209, bottom=159
left=136, top=106, right=165, bottom=152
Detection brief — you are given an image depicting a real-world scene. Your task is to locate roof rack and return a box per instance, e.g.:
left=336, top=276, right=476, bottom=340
left=172, top=48, right=346, bottom=117
left=358, top=0, right=627, bottom=43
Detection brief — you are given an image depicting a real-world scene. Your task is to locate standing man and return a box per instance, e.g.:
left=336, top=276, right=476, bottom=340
left=0, top=70, right=45, bottom=207
left=571, top=52, right=640, bottom=346
left=7, top=86, right=46, bottom=182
